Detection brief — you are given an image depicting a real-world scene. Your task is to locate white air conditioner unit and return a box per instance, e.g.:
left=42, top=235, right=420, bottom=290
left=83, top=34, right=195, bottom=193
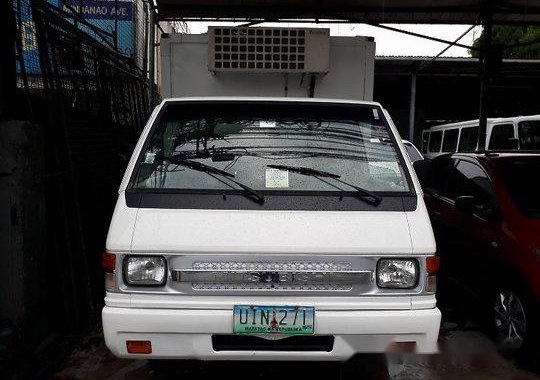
left=208, top=27, right=330, bottom=74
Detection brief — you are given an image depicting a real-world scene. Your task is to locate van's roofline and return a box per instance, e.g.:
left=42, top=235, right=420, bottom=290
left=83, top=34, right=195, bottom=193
left=161, top=97, right=382, bottom=108
left=428, top=114, right=540, bottom=131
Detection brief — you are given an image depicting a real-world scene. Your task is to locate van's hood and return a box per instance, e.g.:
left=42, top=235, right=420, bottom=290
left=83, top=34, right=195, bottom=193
left=107, top=193, right=434, bottom=255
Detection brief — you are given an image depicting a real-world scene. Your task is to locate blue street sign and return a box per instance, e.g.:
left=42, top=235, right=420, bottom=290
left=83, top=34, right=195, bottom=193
left=67, top=0, right=134, bottom=21
left=17, top=0, right=136, bottom=75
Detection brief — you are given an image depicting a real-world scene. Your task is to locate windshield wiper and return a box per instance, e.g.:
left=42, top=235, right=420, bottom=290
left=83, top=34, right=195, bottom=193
left=267, top=164, right=382, bottom=206
left=161, top=155, right=265, bottom=204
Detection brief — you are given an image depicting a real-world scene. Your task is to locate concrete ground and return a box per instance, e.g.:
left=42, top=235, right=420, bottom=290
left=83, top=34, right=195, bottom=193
left=51, top=321, right=540, bottom=380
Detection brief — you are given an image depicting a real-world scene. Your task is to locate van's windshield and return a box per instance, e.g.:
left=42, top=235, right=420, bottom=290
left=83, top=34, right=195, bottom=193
left=130, top=101, right=411, bottom=195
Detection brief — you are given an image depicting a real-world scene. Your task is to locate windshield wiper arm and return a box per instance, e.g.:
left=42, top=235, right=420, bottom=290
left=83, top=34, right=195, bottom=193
left=267, top=164, right=382, bottom=206
left=162, top=155, right=265, bottom=204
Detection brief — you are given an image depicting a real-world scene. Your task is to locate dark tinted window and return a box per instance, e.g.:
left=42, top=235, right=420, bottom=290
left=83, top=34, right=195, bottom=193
left=458, top=127, right=478, bottom=152
left=489, top=124, right=515, bottom=150
left=495, top=158, right=540, bottom=218
left=429, top=131, right=442, bottom=152
left=428, top=157, right=456, bottom=194
left=422, top=131, right=430, bottom=153
left=445, top=160, right=494, bottom=205
left=518, top=121, right=540, bottom=150
left=442, top=129, right=459, bottom=152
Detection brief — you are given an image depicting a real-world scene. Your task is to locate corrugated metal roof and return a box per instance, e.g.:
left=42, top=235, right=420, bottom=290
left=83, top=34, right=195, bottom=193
left=375, top=56, right=540, bottom=77
left=376, top=55, right=475, bottom=60
left=156, top=0, right=540, bottom=24
left=375, top=56, right=540, bottom=63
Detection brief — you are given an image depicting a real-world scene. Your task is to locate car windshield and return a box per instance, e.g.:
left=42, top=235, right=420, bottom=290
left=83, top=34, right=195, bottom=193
left=495, top=157, right=540, bottom=218
left=130, top=101, right=411, bottom=194
left=518, top=120, right=540, bottom=150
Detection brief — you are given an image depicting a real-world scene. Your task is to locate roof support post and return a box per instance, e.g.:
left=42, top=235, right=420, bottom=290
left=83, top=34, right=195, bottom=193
left=408, top=73, right=417, bottom=142
left=148, top=2, right=156, bottom=109
left=477, top=8, right=493, bottom=152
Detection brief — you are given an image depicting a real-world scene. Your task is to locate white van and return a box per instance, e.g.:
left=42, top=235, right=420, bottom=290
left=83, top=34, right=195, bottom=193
left=102, top=97, right=440, bottom=361
left=422, top=115, right=540, bottom=159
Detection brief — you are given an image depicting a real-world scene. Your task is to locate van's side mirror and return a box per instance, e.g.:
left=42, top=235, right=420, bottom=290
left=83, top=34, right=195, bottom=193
left=412, top=159, right=433, bottom=188
left=454, top=195, right=475, bottom=214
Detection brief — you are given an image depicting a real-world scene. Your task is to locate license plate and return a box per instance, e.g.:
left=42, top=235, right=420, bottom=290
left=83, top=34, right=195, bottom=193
left=233, top=305, right=314, bottom=335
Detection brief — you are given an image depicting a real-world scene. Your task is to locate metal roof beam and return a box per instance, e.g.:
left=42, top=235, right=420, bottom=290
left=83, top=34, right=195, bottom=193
left=418, top=24, right=478, bottom=72
left=155, top=1, right=540, bottom=24
left=367, top=23, right=480, bottom=51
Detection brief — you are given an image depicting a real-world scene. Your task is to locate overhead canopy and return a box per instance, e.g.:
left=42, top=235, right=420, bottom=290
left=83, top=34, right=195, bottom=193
left=156, top=0, right=540, bottom=24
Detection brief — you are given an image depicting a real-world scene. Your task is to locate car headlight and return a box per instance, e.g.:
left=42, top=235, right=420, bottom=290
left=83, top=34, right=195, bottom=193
left=123, top=256, right=167, bottom=286
left=377, top=259, right=418, bottom=289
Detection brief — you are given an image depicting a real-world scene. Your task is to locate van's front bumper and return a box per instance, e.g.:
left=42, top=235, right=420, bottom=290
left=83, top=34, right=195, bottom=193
left=102, top=306, right=441, bottom=360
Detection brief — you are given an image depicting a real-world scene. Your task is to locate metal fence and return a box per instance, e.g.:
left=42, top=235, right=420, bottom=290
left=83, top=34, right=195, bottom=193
left=11, top=0, right=156, bottom=332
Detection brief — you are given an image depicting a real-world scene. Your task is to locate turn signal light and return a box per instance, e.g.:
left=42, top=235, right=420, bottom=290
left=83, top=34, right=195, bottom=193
left=102, top=252, right=116, bottom=272
left=126, top=340, right=152, bottom=354
left=104, top=272, right=116, bottom=291
left=426, top=256, right=439, bottom=274
left=426, top=275, right=437, bottom=293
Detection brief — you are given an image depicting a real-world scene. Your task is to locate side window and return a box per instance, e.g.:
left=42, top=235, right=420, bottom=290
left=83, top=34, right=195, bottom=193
left=428, top=158, right=456, bottom=194
left=458, top=126, right=478, bottom=152
left=404, top=142, right=423, bottom=162
left=428, top=130, right=442, bottom=152
left=518, top=121, right=540, bottom=150
left=444, top=160, right=494, bottom=205
left=442, top=129, right=459, bottom=152
left=489, top=124, right=515, bottom=149
left=422, top=131, right=430, bottom=153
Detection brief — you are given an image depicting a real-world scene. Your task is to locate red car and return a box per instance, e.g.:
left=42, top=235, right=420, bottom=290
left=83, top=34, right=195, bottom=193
left=417, top=152, right=540, bottom=355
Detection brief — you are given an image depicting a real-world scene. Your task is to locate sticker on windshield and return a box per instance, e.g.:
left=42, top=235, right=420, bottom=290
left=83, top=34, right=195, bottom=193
left=265, top=168, right=289, bottom=188
left=144, top=152, right=156, bottom=164
left=372, top=108, right=380, bottom=120
left=260, top=121, right=277, bottom=128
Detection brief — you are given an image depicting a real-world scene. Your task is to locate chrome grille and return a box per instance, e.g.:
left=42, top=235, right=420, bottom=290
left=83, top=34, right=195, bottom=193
left=171, top=261, right=372, bottom=292
left=193, top=261, right=353, bottom=272
left=191, top=283, right=354, bottom=291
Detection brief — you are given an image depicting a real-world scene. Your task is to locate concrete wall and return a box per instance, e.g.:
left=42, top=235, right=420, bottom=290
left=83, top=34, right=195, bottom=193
left=0, top=121, right=46, bottom=348
left=161, top=33, right=375, bottom=100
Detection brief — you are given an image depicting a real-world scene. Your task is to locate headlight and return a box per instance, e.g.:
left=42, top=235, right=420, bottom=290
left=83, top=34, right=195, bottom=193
left=123, top=256, right=167, bottom=286
left=377, top=259, right=418, bottom=289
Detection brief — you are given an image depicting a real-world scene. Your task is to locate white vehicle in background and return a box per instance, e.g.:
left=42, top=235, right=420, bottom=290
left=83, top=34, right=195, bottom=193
left=102, top=97, right=440, bottom=362
left=421, top=114, right=540, bottom=159
left=402, top=140, right=423, bottom=162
